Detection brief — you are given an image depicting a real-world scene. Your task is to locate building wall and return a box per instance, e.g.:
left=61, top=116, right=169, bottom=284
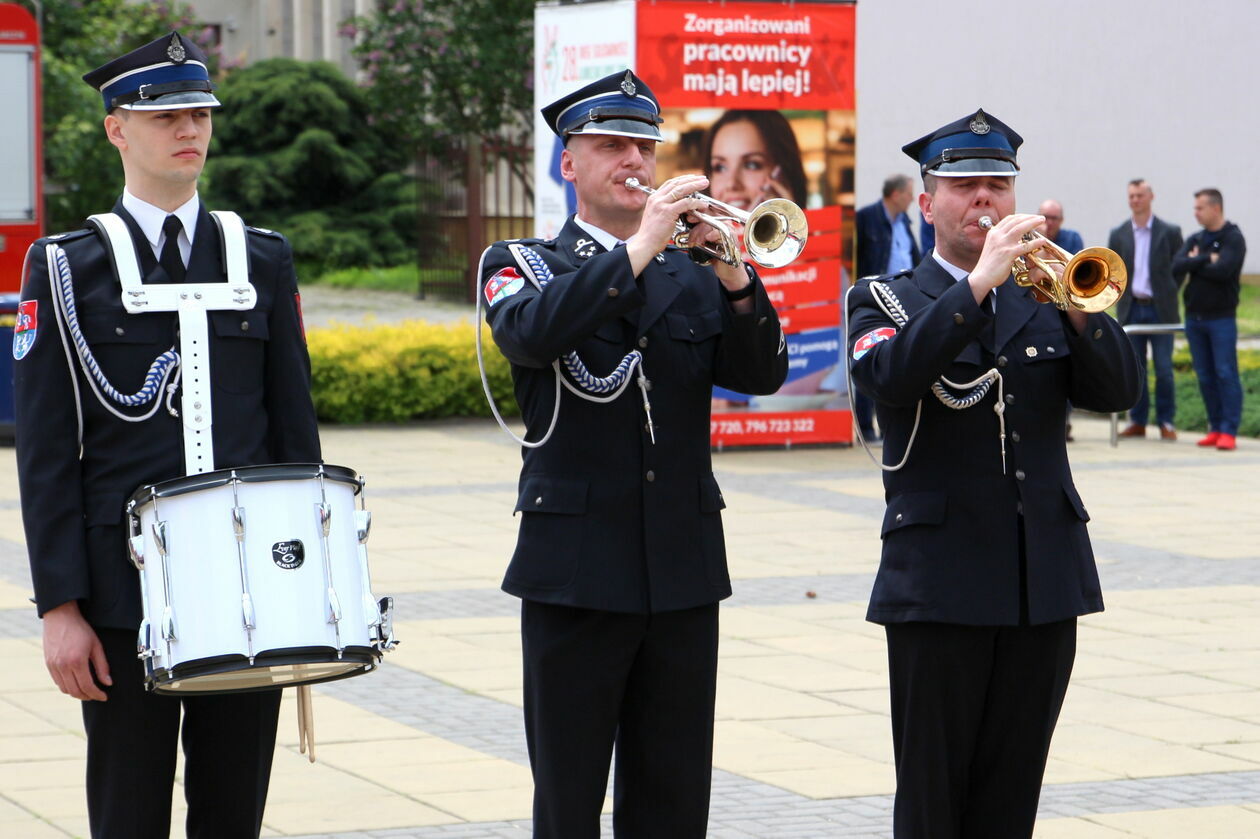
left=856, top=0, right=1258, bottom=271
left=183, top=0, right=368, bottom=77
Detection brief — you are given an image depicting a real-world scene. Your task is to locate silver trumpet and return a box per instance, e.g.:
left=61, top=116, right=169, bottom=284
left=624, top=177, right=808, bottom=268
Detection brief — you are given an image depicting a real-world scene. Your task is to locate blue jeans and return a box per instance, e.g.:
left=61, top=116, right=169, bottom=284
left=1125, top=302, right=1176, bottom=427
left=1184, top=314, right=1243, bottom=435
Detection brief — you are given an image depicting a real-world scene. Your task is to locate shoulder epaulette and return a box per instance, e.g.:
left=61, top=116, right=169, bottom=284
left=246, top=225, right=284, bottom=239
left=41, top=228, right=95, bottom=245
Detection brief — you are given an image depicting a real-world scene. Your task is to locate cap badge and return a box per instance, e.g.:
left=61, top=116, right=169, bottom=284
left=969, top=111, right=990, bottom=135
left=620, top=71, right=636, bottom=97
left=167, top=34, right=187, bottom=64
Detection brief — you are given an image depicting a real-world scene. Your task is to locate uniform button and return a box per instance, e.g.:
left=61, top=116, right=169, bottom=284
left=997, top=355, right=1008, bottom=368
left=758, top=316, right=768, bottom=325
left=1047, top=345, right=1056, bottom=353
left=953, top=313, right=965, bottom=324
left=1015, top=469, right=1026, bottom=481
left=638, top=336, right=649, bottom=349
left=1016, top=501, right=1024, bottom=514
left=534, top=496, right=542, bottom=506
left=607, top=288, right=619, bottom=298
left=115, top=326, right=125, bottom=336
left=1011, top=431, right=1021, bottom=443
left=1093, top=328, right=1103, bottom=339
left=895, top=513, right=903, bottom=522
left=240, top=321, right=250, bottom=332
left=1005, top=393, right=1015, bottom=404
left=645, top=470, right=655, bottom=482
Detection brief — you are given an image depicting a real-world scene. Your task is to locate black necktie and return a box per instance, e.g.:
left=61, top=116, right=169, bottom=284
left=160, top=215, right=186, bottom=283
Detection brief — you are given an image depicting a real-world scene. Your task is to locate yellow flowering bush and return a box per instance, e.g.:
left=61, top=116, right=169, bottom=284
left=307, top=320, right=517, bottom=423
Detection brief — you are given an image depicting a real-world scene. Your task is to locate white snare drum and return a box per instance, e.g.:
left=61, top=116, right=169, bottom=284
left=126, top=463, right=396, bottom=694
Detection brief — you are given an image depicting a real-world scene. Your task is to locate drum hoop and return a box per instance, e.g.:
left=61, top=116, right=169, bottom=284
left=127, top=462, right=361, bottom=510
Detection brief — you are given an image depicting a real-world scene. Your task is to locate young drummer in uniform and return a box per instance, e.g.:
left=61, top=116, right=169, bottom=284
left=846, top=110, right=1141, bottom=838
left=14, top=32, right=319, bottom=838
left=480, top=70, right=787, bottom=837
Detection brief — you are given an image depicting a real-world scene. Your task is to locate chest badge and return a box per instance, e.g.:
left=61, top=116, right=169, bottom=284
left=1025, top=346, right=1038, bottom=358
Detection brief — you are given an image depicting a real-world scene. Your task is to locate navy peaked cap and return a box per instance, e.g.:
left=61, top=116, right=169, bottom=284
left=541, top=70, right=662, bottom=142
left=83, top=31, right=220, bottom=113
left=902, top=109, right=1023, bottom=177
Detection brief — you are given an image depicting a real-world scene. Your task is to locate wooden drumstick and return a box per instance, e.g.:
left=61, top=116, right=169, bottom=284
left=297, top=684, right=316, bottom=763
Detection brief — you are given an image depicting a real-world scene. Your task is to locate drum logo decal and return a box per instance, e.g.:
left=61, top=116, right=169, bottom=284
left=272, top=540, right=305, bottom=569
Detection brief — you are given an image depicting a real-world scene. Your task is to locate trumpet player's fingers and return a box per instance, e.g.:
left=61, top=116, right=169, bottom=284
left=970, top=213, right=1048, bottom=296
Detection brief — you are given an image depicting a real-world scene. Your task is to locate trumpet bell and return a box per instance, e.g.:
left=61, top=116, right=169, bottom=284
left=1062, top=247, right=1126, bottom=313
left=745, top=199, right=809, bottom=269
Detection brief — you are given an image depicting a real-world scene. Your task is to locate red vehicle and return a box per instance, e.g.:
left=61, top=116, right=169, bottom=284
left=0, top=3, right=42, bottom=293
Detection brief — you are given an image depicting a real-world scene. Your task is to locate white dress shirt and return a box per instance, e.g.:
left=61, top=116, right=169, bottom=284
left=121, top=188, right=200, bottom=268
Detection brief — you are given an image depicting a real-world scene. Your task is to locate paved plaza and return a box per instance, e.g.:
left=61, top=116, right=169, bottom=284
left=0, top=413, right=1258, bottom=838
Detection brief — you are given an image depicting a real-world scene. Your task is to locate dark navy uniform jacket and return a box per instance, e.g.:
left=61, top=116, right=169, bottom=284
left=482, top=217, right=788, bottom=614
left=847, top=256, right=1141, bottom=626
left=15, top=201, right=321, bottom=630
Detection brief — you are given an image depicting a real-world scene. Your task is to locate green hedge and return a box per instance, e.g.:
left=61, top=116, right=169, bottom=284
left=306, top=321, right=1257, bottom=435
left=308, top=321, right=517, bottom=423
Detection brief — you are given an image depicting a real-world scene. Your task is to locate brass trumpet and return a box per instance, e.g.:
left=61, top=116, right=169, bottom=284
left=978, top=216, right=1126, bottom=312
left=624, top=177, right=808, bottom=268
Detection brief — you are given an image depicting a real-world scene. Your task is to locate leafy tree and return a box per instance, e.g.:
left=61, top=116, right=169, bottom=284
left=203, top=58, right=427, bottom=276
left=15, top=0, right=214, bottom=231
left=345, top=0, right=534, bottom=161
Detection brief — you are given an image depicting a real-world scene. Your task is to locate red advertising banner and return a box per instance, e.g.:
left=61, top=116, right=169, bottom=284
left=640, top=1, right=856, bottom=447
left=636, top=1, right=855, bottom=111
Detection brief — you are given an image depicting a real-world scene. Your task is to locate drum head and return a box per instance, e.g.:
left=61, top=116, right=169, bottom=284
left=150, top=646, right=378, bottom=695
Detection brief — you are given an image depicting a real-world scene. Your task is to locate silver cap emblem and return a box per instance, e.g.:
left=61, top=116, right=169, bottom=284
left=620, top=71, right=636, bottom=96
left=167, top=34, right=187, bottom=64
left=969, top=111, right=990, bottom=135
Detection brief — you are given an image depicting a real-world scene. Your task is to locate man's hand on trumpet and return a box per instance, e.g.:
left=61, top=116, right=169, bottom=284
left=969, top=213, right=1047, bottom=302
left=626, top=174, right=708, bottom=274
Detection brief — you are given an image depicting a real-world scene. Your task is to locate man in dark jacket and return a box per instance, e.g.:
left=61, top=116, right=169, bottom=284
left=13, top=33, right=319, bottom=838
left=853, top=174, right=921, bottom=440
left=1110, top=179, right=1184, bottom=439
left=1173, top=188, right=1246, bottom=450
left=846, top=109, right=1140, bottom=839
left=479, top=70, right=787, bottom=838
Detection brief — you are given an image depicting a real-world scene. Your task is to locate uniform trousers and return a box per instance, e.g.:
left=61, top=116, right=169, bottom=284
left=521, top=600, right=720, bottom=839
left=885, top=618, right=1077, bottom=839
left=82, top=627, right=282, bottom=839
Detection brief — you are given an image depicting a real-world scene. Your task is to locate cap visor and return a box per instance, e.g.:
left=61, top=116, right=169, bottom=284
left=122, top=90, right=221, bottom=110
left=927, top=159, right=1019, bottom=177
left=568, top=119, right=662, bottom=141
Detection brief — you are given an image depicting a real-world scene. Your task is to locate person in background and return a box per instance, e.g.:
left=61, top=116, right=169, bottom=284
left=1110, top=179, right=1184, bottom=440
left=1173, top=188, right=1246, bottom=450
left=1037, top=198, right=1084, bottom=253
left=853, top=174, right=922, bottom=441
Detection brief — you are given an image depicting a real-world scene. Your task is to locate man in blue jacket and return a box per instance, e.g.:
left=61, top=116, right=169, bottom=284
left=479, top=70, right=787, bottom=838
left=854, top=174, right=921, bottom=439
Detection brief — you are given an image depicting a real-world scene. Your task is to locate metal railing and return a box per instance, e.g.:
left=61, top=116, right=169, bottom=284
left=1109, top=322, right=1185, bottom=446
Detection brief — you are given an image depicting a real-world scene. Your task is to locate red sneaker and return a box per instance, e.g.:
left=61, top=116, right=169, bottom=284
left=1216, top=434, right=1237, bottom=451
left=1197, top=432, right=1222, bottom=447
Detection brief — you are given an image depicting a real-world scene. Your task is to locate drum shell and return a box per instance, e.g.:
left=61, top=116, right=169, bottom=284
left=129, top=464, right=375, bottom=690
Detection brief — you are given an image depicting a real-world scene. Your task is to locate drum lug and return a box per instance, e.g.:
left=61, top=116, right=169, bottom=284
left=161, top=606, right=178, bottom=643
left=232, top=505, right=246, bottom=540
left=127, top=535, right=145, bottom=570
left=375, top=596, right=398, bottom=651
left=327, top=587, right=343, bottom=628
left=152, top=521, right=169, bottom=556
left=241, top=592, right=256, bottom=631
left=317, top=502, right=332, bottom=538
left=354, top=510, right=371, bottom=544
left=136, top=621, right=154, bottom=660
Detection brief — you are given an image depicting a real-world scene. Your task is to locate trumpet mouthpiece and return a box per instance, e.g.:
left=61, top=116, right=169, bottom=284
left=978, top=216, right=994, bottom=230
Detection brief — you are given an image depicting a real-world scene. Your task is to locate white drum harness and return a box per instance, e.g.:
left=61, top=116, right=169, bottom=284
left=46, top=211, right=256, bottom=476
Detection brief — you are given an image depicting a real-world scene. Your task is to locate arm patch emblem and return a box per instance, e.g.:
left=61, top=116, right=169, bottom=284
left=12, top=300, right=37, bottom=360
left=485, top=267, right=525, bottom=306
left=852, top=326, right=897, bottom=361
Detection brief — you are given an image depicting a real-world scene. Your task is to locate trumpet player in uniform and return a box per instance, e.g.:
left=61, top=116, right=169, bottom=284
left=845, top=110, right=1140, bottom=839
left=478, top=70, right=787, bottom=837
